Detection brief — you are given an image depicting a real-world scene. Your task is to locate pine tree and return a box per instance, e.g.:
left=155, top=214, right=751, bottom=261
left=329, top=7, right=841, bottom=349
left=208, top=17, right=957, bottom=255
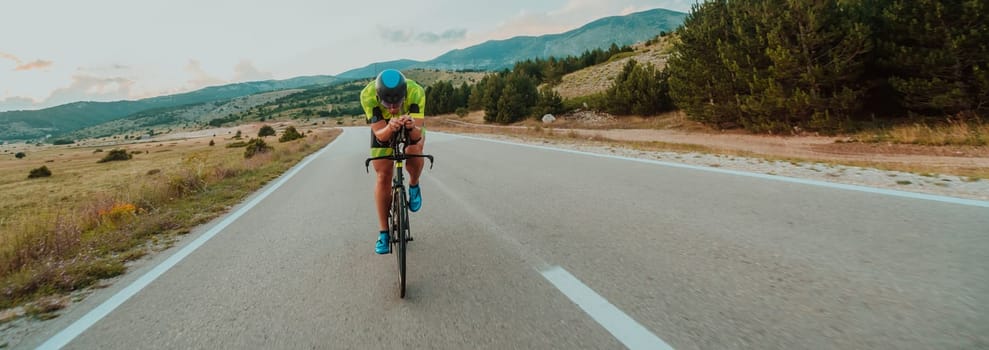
left=879, top=0, right=989, bottom=116
left=468, top=78, right=487, bottom=111
left=740, top=0, right=872, bottom=132
left=494, top=73, right=538, bottom=123
left=670, top=0, right=873, bottom=132
left=668, top=0, right=745, bottom=127
left=534, top=86, right=564, bottom=118
left=606, top=60, right=674, bottom=115
left=481, top=75, right=506, bottom=122
left=456, top=82, right=471, bottom=109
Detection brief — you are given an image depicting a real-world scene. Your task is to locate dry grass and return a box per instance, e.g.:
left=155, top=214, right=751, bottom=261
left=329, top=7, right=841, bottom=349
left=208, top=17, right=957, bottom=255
left=431, top=118, right=715, bottom=154
left=0, top=124, right=340, bottom=311
left=552, top=36, right=673, bottom=99
left=403, top=69, right=489, bottom=87
left=854, top=119, right=989, bottom=146
left=429, top=116, right=989, bottom=179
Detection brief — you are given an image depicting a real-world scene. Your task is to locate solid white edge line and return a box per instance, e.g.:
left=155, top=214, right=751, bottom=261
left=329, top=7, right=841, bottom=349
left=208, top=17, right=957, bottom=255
left=541, top=266, right=674, bottom=350
left=436, top=132, right=989, bottom=208
left=36, top=132, right=344, bottom=350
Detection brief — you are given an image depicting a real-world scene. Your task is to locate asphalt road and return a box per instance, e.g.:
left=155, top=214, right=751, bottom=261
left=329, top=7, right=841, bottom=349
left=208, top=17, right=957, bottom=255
left=21, top=127, right=989, bottom=349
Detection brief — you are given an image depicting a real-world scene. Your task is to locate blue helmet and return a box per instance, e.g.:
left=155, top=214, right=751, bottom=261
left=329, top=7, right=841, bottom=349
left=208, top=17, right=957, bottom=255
left=375, top=69, right=407, bottom=109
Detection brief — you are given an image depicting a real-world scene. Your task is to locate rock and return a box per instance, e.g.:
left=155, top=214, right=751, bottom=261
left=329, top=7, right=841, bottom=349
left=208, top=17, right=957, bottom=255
left=542, top=114, right=556, bottom=124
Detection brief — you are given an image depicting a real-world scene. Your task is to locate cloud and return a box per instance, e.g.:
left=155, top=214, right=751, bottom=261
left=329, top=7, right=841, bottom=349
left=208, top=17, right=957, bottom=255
left=44, top=75, right=136, bottom=106
left=184, top=59, right=224, bottom=88
left=551, top=0, right=610, bottom=16
left=0, top=96, right=40, bottom=111
left=0, top=69, right=145, bottom=111
left=233, top=60, right=273, bottom=82
left=378, top=26, right=466, bottom=44
left=0, top=52, right=53, bottom=71
left=480, top=11, right=573, bottom=42
left=470, top=1, right=691, bottom=45
left=0, top=52, right=19, bottom=63
left=15, top=59, right=53, bottom=71
left=416, top=29, right=467, bottom=43
left=378, top=27, right=415, bottom=43
left=77, top=63, right=131, bottom=72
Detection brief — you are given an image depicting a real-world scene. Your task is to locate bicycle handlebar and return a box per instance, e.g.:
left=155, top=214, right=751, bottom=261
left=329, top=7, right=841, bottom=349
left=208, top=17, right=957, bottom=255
left=365, top=125, right=434, bottom=173
left=365, top=154, right=434, bottom=173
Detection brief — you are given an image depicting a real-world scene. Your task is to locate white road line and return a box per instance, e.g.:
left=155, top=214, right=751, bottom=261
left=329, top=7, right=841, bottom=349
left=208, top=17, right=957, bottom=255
left=37, top=136, right=342, bottom=350
left=439, top=132, right=989, bottom=208
left=541, top=266, right=674, bottom=350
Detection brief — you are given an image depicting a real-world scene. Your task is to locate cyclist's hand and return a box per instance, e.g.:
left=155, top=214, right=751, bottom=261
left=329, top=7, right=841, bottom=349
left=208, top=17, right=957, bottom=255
left=401, top=115, right=415, bottom=129
left=388, top=118, right=403, bottom=132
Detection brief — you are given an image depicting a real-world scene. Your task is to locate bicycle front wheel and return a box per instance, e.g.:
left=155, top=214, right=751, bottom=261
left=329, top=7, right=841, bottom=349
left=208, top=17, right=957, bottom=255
left=394, top=188, right=408, bottom=298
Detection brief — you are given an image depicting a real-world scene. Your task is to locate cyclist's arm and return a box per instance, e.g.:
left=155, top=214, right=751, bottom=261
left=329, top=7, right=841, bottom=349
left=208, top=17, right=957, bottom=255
left=362, top=82, right=398, bottom=142
left=371, top=118, right=405, bottom=143
left=406, top=105, right=424, bottom=142
left=407, top=82, right=426, bottom=141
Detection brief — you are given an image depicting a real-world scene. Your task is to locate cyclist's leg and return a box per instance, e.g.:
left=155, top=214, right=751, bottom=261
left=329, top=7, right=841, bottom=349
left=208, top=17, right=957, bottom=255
left=372, top=159, right=393, bottom=231
left=370, top=131, right=394, bottom=232
left=405, top=130, right=425, bottom=213
left=405, top=119, right=426, bottom=185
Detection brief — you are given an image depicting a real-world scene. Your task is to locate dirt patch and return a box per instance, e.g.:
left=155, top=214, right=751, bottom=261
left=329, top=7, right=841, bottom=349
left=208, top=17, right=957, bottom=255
left=430, top=114, right=989, bottom=177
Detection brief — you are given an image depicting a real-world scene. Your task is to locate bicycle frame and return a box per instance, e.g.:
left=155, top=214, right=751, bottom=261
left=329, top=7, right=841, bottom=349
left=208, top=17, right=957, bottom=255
left=365, top=125, right=433, bottom=298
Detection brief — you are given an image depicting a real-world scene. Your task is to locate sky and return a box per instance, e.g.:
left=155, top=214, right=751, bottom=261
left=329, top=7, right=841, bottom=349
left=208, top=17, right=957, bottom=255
left=0, top=0, right=691, bottom=112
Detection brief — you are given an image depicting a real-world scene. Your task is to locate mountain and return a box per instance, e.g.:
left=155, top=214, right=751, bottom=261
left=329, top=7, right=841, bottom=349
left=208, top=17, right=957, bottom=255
left=0, top=75, right=342, bottom=141
left=334, top=59, right=422, bottom=81
left=1, top=9, right=686, bottom=141
left=63, top=89, right=304, bottom=140
left=337, top=8, right=686, bottom=79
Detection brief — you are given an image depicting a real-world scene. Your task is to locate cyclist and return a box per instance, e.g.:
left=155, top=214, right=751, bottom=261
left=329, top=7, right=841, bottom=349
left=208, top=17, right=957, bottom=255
left=360, top=69, right=427, bottom=254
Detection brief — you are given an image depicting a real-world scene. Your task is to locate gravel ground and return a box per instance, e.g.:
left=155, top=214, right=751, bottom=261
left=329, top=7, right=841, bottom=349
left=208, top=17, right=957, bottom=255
left=458, top=132, right=989, bottom=202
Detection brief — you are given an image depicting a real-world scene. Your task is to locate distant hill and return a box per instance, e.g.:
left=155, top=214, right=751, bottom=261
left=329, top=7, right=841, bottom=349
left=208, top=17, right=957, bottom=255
left=336, top=59, right=422, bottom=81
left=0, top=75, right=342, bottom=141
left=0, top=8, right=687, bottom=141
left=337, top=8, right=686, bottom=79
left=64, top=89, right=303, bottom=140
left=553, top=35, right=675, bottom=99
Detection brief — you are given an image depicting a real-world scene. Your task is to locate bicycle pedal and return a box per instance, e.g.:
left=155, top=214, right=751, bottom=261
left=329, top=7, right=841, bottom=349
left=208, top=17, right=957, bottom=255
left=407, top=236, right=414, bottom=242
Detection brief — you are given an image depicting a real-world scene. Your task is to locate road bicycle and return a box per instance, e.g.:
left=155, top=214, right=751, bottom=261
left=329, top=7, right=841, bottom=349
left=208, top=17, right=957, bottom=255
left=365, top=126, right=433, bottom=298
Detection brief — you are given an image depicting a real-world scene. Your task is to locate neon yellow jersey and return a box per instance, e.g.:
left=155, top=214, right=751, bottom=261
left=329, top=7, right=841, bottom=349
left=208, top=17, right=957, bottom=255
left=360, top=79, right=426, bottom=122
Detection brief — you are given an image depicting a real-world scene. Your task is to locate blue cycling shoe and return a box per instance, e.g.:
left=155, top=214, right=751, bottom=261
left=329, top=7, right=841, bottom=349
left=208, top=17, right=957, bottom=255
left=375, top=231, right=390, bottom=254
left=409, top=184, right=422, bottom=212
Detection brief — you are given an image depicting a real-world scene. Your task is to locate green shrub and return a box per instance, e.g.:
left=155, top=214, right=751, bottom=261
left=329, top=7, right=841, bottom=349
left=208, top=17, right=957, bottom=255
left=455, top=107, right=469, bottom=117
left=28, top=165, right=52, bottom=178
left=258, top=125, right=276, bottom=138
left=226, top=141, right=248, bottom=148
left=98, top=149, right=132, bottom=163
left=243, top=138, right=272, bottom=158
left=278, top=126, right=304, bottom=142
left=52, top=139, right=74, bottom=145
left=563, top=93, right=606, bottom=111
left=15, top=152, right=25, bottom=159
left=606, top=51, right=637, bottom=63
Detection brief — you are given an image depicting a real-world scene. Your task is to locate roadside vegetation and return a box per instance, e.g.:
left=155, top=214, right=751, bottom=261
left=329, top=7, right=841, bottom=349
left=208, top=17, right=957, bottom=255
left=0, top=126, right=340, bottom=312
left=421, top=0, right=986, bottom=146
left=430, top=113, right=989, bottom=180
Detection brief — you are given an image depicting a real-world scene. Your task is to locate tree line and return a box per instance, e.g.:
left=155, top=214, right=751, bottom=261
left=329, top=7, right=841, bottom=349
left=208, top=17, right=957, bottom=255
left=426, top=43, right=674, bottom=123
left=428, top=0, right=986, bottom=133
left=667, top=0, right=988, bottom=133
